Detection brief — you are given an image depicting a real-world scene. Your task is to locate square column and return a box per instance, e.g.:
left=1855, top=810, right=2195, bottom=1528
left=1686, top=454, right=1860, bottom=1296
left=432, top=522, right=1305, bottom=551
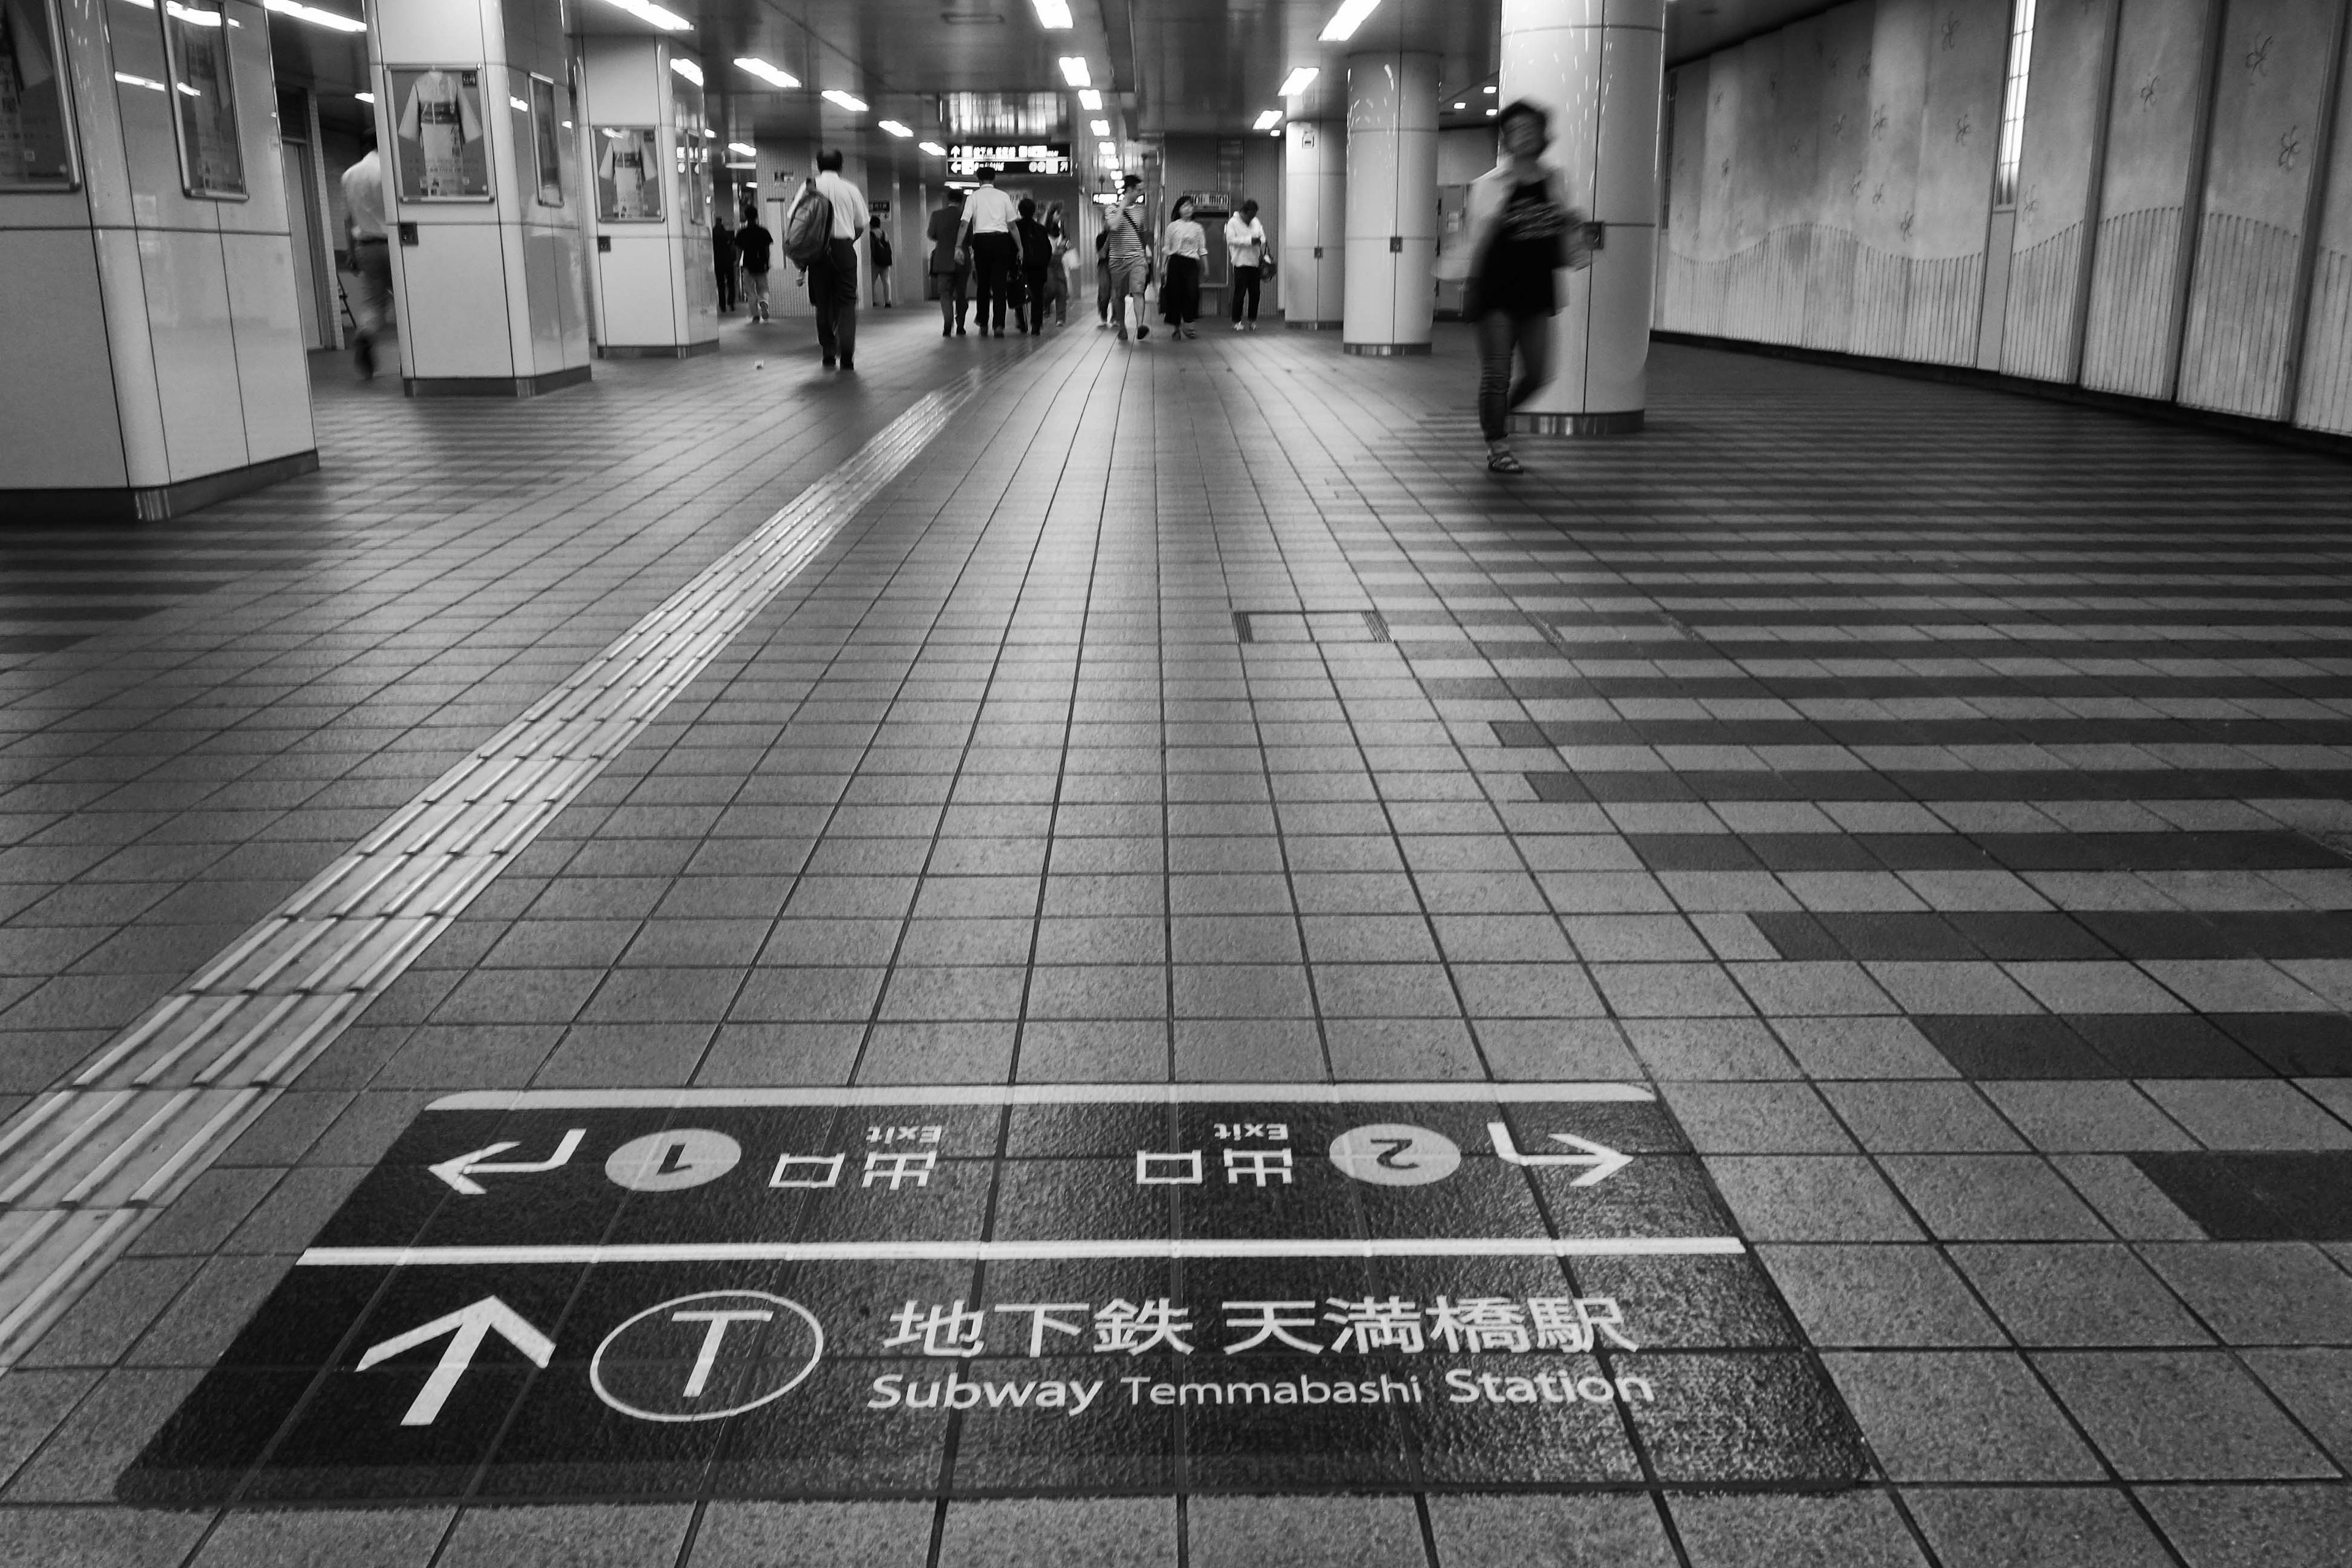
left=368, top=0, right=594, bottom=395
left=1343, top=50, right=1438, bottom=355
left=0, top=0, right=317, bottom=519
left=1503, top=0, right=1664, bottom=434
left=1281, top=120, right=1346, bottom=329
left=578, top=37, right=717, bottom=358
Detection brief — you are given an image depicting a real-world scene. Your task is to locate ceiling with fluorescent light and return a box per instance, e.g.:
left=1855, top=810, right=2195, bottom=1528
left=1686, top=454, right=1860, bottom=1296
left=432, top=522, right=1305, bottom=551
left=279, top=0, right=1838, bottom=172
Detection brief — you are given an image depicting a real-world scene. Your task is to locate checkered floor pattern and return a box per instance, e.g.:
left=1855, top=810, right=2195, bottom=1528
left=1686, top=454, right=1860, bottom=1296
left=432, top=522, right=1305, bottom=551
left=0, top=317, right=2347, bottom=1564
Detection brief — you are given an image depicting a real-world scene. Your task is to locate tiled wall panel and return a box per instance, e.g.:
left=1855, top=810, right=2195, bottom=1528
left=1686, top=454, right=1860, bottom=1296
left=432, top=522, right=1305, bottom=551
left=2000, top=0, right=2117, bottom=382
left=1899, top=0, right=2004, bottom=364
left=1665, top=0, right=2352, bottom=438
left=2176, top=0, right=2345, bottom=418
left=2079, top=0, right=2212, bottom=398
left=2298, top=34, right=2352, bottom=432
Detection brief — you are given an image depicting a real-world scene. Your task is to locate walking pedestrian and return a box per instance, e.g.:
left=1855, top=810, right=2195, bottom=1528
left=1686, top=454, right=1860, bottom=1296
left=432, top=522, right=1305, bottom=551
left=929, top=190, right=969, bottom=336
left=1160, top=195, right=1205, bottom=339
left=868, top=215, right=894, bottom=307
left=803, top=149, right=869, bottom=371
left=1104, top=174, right=1153, bottom=343
left=712, top=211, right=737, bottom=314
left=1044, top=203, right=1072, bottom=326
left=736, top=202, right=775, bottom=322
left=1095, top=223, right=1114, bottom=328
left=341, top=130, right=392, bottom=379
left=1015, top=197, right=1053, bottom=336
left=1458, top=99, right=1588, bottom=473
left=956, top=165, right=1020, bottom=337
left=1224, top=198, right=1267, bottom=331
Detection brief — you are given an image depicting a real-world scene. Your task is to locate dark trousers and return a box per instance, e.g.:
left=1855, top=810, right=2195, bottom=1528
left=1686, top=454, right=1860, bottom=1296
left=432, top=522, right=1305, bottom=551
left=1477, top=310, right=1553, bottom=442
left=1163, top=254, right=1200, bottom=325
left=1022, top=266, right=1050, bottom=333
left=935, top=266, right=968, bottom=329
left=1230, top=264, right=1261, bottom=322
left=810, top=237, right=859, bottom=363
left=716, top=258, right=736, bottom=312
left=971, top=233, right=1017, bottom=333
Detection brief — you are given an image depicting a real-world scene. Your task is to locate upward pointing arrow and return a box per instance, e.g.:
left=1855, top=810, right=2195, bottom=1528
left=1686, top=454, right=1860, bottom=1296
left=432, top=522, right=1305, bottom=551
left=356, top=1297, right=556, bottom=1426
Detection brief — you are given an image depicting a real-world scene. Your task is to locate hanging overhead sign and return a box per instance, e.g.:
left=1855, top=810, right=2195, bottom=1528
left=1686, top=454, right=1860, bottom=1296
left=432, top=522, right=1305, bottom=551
left=946, top=141, right=1071, bottom=177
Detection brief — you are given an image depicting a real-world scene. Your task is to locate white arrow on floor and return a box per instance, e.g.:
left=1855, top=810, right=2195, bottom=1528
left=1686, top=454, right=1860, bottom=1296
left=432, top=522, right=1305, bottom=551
left=356, top=1296, right=557, bottom=1426
left=428, top=1128, right=586, bottom=1196
left=1487, top=1121, right=1633, bottom=1186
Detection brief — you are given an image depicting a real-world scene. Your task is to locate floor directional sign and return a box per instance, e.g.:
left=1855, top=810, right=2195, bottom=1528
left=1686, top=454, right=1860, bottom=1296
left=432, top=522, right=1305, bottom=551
left=119, top=1084, right=1868, bottom=1504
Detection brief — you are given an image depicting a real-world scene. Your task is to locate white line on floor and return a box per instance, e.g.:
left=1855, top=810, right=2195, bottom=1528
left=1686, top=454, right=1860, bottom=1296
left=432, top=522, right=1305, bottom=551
left=298, top=1236, right=1746, bottom=1266
left=424, top=1082, right=1659, bottom=1112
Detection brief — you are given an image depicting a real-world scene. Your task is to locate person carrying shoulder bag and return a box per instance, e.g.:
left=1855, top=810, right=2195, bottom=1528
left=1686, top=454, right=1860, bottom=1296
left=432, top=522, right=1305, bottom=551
left=1446, top=97, right=1592, bottom=473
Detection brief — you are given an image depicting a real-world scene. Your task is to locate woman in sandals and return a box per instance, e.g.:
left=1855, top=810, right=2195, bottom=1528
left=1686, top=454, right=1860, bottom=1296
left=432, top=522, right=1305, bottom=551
left=1461, top=99, right=1587, bottom=473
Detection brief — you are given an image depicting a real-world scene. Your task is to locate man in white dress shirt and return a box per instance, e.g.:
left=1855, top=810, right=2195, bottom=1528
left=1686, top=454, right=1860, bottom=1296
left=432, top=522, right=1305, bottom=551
left=808, top=148, right=869, bottom=371
left=954, top=164, right=1020, bottom=337
left=341, top=130, right=392, bottom=379
left=1224, top=198, right=1268, bottom=330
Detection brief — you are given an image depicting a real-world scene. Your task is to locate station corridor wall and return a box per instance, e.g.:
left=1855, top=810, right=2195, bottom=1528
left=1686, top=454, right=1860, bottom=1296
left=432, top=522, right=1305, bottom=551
left=1656, top=0, right=2352, bottom=437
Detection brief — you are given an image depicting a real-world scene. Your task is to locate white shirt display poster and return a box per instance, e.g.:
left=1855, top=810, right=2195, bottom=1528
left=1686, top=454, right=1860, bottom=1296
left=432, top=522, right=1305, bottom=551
left=390, top=65, right=489, bottom=200
left=0, top=0, right=75, bottom=189
left=161, top=0, right=243, bottom=198
left=595, top=125, right=660, bottom=222
left=671, top=75, right=707, bottom=227
left=530, top=73, right=562, bottom=206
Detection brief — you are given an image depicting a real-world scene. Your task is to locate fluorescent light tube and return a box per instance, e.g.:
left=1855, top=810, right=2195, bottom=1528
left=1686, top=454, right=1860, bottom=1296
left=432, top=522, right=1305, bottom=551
left=1252, top=109, right=1280, bottom=131
left=1277, top=67, right=1318, bottom=97
left=1319, top=0, right=1381, bottom=42
left=1058, top=56, right=1090, bottom=87
left=1077, top=88, right=1102, bottom=110
left=1089, top=118, right=1109, bottom=135
left=728, top=141, right=756, bottom=156
left=261, top=0, right=364, bottom=32
left=919, top=141, right=948, bottom=156
left=879, top=119, right=912, bottom=137
left=821, top=89, right=867, bottom=111
left=734, top=57, right=797, bottom=88
left=669, top=58, right=703, bottom=85
left=1029, top=0, right=1072, bottom=26
left=599, top=0, right=689, bottom=31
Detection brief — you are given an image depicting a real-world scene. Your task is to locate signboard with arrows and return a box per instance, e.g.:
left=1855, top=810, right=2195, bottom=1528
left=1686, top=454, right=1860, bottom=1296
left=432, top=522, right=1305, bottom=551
left=117, top=1083, right=1867, bottom=1504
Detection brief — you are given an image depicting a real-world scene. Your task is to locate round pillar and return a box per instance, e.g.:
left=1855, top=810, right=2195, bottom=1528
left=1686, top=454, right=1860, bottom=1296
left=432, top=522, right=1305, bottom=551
left=1502, top=0, right=1664, bottom=433
left=1342, top=51, right=1438, bottom=355
left=1281, top=122, right=1347, bottom=330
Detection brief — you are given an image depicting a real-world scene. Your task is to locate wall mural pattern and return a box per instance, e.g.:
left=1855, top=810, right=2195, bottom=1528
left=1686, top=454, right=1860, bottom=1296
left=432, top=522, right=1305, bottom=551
left=1660, top=0, right=2352, bottom=437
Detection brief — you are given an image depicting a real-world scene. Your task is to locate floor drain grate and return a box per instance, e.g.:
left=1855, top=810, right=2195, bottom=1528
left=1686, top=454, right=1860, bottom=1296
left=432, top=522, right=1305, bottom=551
left=1234, top=609, right=1390, bottom=644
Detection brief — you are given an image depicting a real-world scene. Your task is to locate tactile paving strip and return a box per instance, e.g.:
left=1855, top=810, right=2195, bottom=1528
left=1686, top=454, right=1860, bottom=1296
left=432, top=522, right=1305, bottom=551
left=0, top=371, right=989, bottom=1364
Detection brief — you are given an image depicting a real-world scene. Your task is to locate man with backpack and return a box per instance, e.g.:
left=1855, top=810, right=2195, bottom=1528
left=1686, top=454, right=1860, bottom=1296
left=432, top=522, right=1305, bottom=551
left=788, top=149, right=869, bottom=371
left=735, top=203, right=774, bottom=323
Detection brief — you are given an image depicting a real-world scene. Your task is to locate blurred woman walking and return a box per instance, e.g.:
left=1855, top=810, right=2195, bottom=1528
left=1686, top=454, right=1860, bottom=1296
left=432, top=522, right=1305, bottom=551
left=1457, top=99, right=1588, bottom=473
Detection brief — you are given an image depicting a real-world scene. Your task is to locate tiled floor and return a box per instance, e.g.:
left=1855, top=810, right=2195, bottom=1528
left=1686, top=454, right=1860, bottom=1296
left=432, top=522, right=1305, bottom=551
left=3, top=312, right=2351, bottom=1564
